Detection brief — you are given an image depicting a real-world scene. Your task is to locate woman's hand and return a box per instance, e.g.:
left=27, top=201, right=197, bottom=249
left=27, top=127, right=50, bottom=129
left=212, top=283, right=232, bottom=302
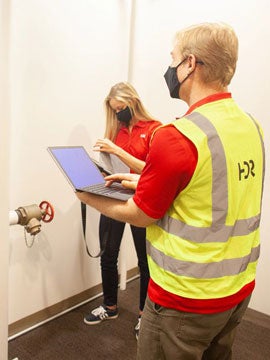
left=105, top=173, right=140, bottom=190
left=93, top=138, right=119, bottom=155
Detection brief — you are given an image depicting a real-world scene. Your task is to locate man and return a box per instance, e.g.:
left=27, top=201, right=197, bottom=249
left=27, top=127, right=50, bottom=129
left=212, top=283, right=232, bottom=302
left=77, top=22, right=265, bottom=360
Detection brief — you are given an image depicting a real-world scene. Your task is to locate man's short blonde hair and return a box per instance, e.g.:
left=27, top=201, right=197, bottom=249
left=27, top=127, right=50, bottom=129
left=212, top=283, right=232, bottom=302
left=175, top=22, right=238, bottom=86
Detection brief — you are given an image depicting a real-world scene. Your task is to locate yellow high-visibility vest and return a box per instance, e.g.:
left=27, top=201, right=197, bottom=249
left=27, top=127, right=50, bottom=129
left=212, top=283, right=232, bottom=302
left=147, top=98, right=265, bottom=300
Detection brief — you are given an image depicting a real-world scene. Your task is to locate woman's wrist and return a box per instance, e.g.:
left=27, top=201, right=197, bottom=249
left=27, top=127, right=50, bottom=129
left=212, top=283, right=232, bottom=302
left=114, top=146, right=123, bottom=157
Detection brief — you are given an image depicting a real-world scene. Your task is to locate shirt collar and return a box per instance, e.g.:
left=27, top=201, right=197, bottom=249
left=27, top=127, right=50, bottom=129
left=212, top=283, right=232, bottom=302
left=119, top=119, right=150, bottom=130
left=185, top=92, right=232, bottom=115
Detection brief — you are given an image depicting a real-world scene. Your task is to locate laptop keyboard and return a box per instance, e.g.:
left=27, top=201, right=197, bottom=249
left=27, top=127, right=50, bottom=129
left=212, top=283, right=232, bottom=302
left=83, top=183, right=134, bottom=196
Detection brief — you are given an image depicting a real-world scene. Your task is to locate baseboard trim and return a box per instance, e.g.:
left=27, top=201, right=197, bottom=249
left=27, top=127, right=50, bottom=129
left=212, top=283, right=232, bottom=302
left=8, top=267, right=139, bottom=339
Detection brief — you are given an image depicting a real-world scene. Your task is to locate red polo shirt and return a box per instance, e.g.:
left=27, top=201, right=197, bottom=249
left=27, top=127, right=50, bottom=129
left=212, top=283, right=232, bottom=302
left=115, top=120, right=162, bottom=162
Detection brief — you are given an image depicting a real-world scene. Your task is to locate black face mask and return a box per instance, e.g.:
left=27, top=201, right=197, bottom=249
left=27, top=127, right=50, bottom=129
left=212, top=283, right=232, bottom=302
left=164, top=59, right=187, bottom=99
left=164, top=58, right=204, bottom=99
left=116, top=106, right=132, bottom=125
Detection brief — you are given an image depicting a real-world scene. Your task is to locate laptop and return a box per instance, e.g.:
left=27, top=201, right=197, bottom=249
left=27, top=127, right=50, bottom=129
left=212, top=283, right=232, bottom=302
left=47, top=146, right=134, bottom=201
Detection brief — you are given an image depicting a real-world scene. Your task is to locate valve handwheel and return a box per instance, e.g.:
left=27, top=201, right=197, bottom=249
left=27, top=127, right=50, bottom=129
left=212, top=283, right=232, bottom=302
left=39, top=201, right=54, bottom=223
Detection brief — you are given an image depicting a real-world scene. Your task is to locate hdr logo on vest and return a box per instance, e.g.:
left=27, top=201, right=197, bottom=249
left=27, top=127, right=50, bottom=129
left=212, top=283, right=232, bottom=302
left=238, top=160, right=255, bottom=180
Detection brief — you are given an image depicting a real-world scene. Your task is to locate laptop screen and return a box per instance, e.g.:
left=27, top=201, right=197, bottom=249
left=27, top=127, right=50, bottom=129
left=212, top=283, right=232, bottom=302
left=49, top=146, right=105, bottom=189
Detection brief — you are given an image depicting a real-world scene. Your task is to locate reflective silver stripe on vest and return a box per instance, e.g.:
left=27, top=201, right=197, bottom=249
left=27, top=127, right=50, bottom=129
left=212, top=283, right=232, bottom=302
left=248, top=113, right=266, bottom=211
left=155, top=111, right=263, bottom=243
left=147, top=242, right=260, bottom=279
left=157, top=213, right=261, bottom=243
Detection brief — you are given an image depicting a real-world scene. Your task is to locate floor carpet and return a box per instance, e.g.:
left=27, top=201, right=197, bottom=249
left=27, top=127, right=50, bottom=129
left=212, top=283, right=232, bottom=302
left=8, top=278, right=270, bottom=359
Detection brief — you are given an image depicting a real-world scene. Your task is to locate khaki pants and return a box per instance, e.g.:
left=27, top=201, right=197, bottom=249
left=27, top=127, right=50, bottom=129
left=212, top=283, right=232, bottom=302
left=137, top=295, right=251, bottom=360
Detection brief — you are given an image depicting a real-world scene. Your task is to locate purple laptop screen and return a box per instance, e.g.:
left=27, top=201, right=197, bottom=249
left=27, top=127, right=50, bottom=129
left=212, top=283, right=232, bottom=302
left=50, top=147, right=105, bottom=189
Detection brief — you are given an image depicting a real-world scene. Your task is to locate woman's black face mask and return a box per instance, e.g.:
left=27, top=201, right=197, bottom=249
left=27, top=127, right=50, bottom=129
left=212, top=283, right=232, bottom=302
left=116, top=106, right=133, bottom=125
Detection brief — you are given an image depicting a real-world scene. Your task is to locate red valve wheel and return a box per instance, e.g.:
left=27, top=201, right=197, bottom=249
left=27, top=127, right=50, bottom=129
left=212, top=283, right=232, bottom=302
left=39, top=201, right=55, bottom=223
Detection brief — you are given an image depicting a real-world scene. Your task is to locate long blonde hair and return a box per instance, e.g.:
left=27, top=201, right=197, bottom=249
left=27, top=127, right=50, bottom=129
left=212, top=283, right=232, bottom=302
left=104, top=82, right=154, bottom=141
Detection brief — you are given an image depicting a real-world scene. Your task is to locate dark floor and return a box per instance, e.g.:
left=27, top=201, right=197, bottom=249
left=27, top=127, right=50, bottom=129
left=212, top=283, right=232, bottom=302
left=8, top=279, right=139, bottom=360
left=8, top=278, right=270, bottom=359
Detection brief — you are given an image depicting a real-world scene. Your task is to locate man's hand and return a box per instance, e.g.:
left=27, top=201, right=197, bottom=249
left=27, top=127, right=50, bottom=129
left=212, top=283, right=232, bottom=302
left=105, top=173, right=140, bottom=190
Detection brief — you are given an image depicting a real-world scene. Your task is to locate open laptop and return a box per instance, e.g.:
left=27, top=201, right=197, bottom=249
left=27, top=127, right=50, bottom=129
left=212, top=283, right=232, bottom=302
left=47, top=146, right=134, bottom=201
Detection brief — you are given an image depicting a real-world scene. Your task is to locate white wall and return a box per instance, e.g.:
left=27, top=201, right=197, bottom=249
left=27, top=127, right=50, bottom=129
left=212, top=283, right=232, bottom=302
left=8, top=0, right=137, bottom=324
left=0, top=0, right=11, bottom=357
left=6, top=0, right=270, bottom=337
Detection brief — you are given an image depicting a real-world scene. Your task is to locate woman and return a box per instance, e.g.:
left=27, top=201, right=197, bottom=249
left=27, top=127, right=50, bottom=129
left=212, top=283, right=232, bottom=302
left=84, top=82, right=162, bottom=339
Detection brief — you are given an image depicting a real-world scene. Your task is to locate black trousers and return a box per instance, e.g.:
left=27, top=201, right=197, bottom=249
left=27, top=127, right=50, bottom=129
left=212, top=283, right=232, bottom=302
left=99, top=214, right=150, bottom=312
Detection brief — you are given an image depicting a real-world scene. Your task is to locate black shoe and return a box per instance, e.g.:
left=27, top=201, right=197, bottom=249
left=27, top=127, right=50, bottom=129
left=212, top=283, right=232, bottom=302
left=84, top=305, right=119, bottom=325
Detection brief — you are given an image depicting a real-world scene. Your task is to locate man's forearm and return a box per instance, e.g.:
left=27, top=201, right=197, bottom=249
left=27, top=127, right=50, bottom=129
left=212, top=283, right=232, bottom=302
left=76, top=191, right=156, bottom=227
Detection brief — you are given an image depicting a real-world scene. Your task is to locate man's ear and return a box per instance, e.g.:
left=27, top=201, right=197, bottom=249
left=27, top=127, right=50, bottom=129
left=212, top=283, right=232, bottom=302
left=187, top=54, right=197, bottom=73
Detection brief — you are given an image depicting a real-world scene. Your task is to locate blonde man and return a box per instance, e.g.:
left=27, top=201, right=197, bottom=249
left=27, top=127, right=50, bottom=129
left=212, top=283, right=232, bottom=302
left=78, top=23, right=264, bottom=360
